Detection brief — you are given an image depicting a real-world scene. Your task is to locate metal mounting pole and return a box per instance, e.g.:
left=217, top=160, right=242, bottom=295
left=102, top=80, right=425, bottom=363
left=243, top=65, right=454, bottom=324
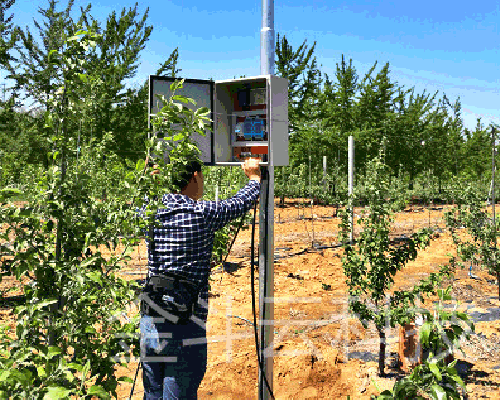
left=259, top=0, right=275, bottom=398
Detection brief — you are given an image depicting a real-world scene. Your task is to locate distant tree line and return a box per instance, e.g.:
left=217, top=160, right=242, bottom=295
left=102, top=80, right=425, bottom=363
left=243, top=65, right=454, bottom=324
left=0, top=0, right=498, bottom=193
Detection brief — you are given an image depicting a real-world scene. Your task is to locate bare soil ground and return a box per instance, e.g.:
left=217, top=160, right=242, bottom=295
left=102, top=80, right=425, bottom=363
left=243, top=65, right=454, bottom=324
left=2, top=200, right=500, bottom=399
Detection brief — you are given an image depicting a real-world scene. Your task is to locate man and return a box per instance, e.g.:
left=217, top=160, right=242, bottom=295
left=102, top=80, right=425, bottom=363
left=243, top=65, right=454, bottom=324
left=139, top=156, right=262, bottom=399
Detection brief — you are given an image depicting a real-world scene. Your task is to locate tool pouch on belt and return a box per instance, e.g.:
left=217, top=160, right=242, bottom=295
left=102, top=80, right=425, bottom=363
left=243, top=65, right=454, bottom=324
left=140, top=273, right=200, bottom=325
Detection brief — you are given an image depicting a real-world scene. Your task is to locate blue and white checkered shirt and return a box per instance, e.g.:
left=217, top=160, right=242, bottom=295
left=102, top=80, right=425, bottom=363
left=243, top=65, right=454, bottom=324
left=138, top=179, right=260, bottom=322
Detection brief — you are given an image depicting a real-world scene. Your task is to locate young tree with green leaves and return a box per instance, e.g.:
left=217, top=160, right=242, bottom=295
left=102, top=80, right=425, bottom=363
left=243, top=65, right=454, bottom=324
left=0, top=16, right=212, bottom=393
left=444, top=167, right=500, bottom=297
left=0, top=28, right=142, bottom=397
left=337, top=139, right=453, bottom=377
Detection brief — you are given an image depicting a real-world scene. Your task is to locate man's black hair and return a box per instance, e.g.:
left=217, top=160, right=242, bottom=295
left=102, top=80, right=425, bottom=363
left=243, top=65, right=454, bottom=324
left=172, top=158, right=203, bottom=191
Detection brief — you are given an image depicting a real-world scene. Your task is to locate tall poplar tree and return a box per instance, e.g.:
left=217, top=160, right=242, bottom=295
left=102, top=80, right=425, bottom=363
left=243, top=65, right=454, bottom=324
left=354, top=61, right=403, bottom=178
left=0, top=0, right=17, bottom=70
left=461, top=120, right=494, bottom=180
left=442, top=94, right=466, bottom=177
left=275, top=33, right=321, bottom=140
left=274, top=33, right=324, bottom=195
left=328, top=55, right=359, bottom=170
left=0, top=0, right=21, bottom=184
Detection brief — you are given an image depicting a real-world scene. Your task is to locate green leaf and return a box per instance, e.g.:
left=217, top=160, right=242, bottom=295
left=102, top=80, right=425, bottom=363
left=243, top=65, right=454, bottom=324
left=66, top=362, right=84, bottom=372
left=42, top=387, right=72, bottom=400
left=82, top=359, right=91, bottom=381
left=169, top=79, right=184, bottom=92
left=419, top=321, right=431, bottom=344
left=455, top=312, right=469, bottom=321
left=441, top=293, right=452, bottom=301
left=87, top=385, right=111, bottom=399
left=172, top=95, right=189, bottom=104
left=37, top=366, right=47, bottom=378
left=449, top=372, right=466, bottom=389
left=117, top=376, right=134, bottom=383
left=86, top=271, right=102, bottom=284
left=196, top=107, right=209, bottom=115
left=430, top=384, right=446, bottom=400
left=451, top=325, right=463, bottom=337
left=85, top=326, right=97, bottom=334
left=73, top=29, right=89, bottom=36
left=47, top=346, right=62, bottom=359
left=429, top=362, right=442, bottom=382
left=0, top=370, right=10, bottom=382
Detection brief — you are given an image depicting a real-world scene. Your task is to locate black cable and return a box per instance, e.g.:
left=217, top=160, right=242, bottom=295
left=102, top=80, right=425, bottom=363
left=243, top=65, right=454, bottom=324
left=217, top=182, right=274, bottom=398
left=250, top=198, right=275, bottom=399
left=129, top=359, right=141, bottom=399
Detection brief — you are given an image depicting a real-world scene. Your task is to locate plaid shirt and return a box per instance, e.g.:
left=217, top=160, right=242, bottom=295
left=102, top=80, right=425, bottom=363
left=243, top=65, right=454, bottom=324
left=138, top=179, right=261, bottom=322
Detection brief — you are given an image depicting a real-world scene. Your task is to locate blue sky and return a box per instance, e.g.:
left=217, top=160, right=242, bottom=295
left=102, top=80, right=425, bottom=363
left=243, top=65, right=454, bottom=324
left=3, top=0, right=499, bottom=136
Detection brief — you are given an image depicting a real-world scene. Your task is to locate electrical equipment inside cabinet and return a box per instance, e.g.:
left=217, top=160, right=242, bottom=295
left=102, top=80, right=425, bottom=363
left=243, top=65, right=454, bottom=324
left=235, top=115, right=267, bottom=142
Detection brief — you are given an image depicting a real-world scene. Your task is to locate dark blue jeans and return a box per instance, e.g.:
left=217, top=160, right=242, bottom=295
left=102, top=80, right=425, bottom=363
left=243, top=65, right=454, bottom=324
left=140, top=315, right=207, bottom=399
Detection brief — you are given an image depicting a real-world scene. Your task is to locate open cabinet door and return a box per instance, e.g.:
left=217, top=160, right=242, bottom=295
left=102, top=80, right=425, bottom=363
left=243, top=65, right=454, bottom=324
left=148, top=75, right=215, bottom=166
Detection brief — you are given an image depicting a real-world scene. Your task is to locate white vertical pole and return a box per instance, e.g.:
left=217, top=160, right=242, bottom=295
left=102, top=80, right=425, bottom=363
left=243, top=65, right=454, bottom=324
left=309, top=153, right=312, bottom=204
left=259, top=0, right=275, bottom=398
left=348, top=136, right=354, bottom=243
left=323, top=155, right=327, bottom=196
left=309, top=154, right=314, bottom=246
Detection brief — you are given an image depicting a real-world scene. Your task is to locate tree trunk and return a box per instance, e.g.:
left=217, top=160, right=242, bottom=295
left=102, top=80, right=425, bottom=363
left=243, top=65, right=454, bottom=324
left=279, top=194, right=285, bottom=208
left=408, top=169, right=414, bottom=191
left=378, top=327, right=386, bottom=377
left=497, top=270, right=500, bottom=298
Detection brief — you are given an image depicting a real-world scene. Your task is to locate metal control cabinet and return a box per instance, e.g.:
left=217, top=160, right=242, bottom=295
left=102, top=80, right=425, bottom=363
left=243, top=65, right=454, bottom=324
left=149, top=75, right=288, bottom=166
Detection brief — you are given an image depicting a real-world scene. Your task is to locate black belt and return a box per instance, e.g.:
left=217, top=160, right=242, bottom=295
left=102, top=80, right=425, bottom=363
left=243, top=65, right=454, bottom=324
left=140, top=273, right=201, bottom=325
